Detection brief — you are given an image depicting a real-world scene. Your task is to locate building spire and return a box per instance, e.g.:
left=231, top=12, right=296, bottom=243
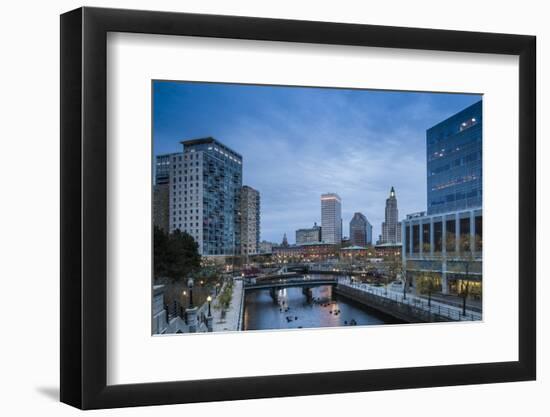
left=390, top=186, right=395, bottom=197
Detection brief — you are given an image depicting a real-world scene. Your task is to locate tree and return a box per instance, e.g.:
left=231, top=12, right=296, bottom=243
left=153, top=226, right=170, bottom=278
left=214, top=280, right=234, bottom=319
left=385, top=254, right=402, bottom=295
left=399, top=261, right=409, bottom=300
left=153, top=226, right=201, bottom=283
left=416, top=271, right=440, bottom=307
left=384, top=255, right=409, bottom=299
left=458, top=279, right=471, bottom=317
left=457, top=235, right=482, bottom=316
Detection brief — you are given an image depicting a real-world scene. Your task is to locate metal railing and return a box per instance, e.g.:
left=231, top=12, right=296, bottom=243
left=339, top=281, right=480, bottom=322
left=243, top=275, right=339, bottom=289
left=236, top=281, right=246, bottom=331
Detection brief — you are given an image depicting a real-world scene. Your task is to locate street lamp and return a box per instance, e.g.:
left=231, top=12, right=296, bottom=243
left=207, top=295, right=212, bottom=317
left=187, top=277, right=194, bottom=308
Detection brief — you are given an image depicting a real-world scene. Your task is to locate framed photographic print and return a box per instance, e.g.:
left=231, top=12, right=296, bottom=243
left=60, top=6, right=536, bottom=410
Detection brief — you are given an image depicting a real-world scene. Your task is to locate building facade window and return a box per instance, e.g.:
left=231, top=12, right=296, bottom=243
left=446, top=219, right=456, bottom=253
left=460, top=217, right=470, bottom=252
left=475, top=215, right=483, bottom=251
left=434, top=221, right=443, bottom=252
left=422, top=223, right=430, bottom=253
left=412, top=224, right=420, bottom=253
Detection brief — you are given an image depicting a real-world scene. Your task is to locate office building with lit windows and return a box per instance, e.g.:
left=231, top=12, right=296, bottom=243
left=402, top=101, right=483, bottom=297
left=427, top=100, right=482, bottom=215
left=168, top=137, right=243, bottom=256
left=402, top=208, right=482, bottom=295
left=321, top=193, right=342, bottom=244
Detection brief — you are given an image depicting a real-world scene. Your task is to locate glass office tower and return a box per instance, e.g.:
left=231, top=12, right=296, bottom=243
left=427, top=100, right=482, bottom=215
left=349, top=212, right=372, bottom=247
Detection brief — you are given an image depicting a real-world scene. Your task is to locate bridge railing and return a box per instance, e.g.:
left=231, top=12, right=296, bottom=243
left=243, top=276, right=339, bottom=288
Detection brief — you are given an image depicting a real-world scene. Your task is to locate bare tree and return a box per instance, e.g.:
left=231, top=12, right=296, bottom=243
left=385, top=254, right=406, bottom=296
left=384, top=255, right=397, bottom=294
left=400, top=261, right=409, bottom=300
left=458, top=235, right=481, bottom=316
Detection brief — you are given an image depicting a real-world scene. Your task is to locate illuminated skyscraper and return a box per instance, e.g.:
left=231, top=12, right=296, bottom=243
left=381, top=186, right=402, bottom=244
left=321, top=193, right=342, bottom=244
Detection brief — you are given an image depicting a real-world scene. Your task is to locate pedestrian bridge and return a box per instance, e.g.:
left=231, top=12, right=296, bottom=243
left=243, top=276, right=339, bottom=290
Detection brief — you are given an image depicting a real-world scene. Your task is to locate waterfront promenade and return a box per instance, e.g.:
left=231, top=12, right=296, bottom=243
left=209, top=279, right=244, bottom=332
left=339, top=278, right=482, bottom=321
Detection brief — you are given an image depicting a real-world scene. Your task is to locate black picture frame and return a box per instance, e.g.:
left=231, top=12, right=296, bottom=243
left=60, top=6, right=536, bottom=410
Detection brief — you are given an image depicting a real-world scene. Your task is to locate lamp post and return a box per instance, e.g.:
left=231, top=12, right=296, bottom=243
left=187, top=277, right=194, bottom=308
left=206, top=294, right=213, bottom=332
left=185, top=277, right=198, bottom=333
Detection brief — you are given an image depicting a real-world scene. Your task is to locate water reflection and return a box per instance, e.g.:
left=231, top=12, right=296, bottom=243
left=243, top=284, right=401, bottom=331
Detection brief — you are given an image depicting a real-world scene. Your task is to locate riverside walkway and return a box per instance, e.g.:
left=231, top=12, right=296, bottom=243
left=338, top=278, right=482, bottom=322
left=209, top=279, right=245, bottom=332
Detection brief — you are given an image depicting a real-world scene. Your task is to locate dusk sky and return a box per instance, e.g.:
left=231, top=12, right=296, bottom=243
left=153, top=81, right=481, bottom=244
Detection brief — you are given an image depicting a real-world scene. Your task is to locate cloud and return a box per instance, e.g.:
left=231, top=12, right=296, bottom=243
left=153, top=82, right=480, bottom=244
left=221, top=92, right=430, bottom=243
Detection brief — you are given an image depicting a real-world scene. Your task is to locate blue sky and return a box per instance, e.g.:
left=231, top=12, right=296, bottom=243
left=153, top=81, right=481, bottom=244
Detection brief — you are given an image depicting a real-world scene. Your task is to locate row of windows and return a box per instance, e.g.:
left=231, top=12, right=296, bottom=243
left=427, top=136, right=481, bottom=162
left=173, top=165, right=200, bottom=172
left=427, top=111, right=481, bottom=145
left=172, top=189, right=202, bottom=196
left=431, top=174, right=479, bottom=191
left=404, top=216, right=482, bottom=254
left=174, top=161, right=200, bottom=169
left=430, top=188, right=481, bottom=206
left=183, top=152, right=199, bottom=160
left=173, top=175, right=200, bottom=182
left=173, top=215, right=200, bottom=221
left=172, top=202, right=200, bottom=209
left=173, top=182, right=201, bottom=189
left=207, top=146, right=242, bottom=164
left=173, top=198, right=199, bottom=205
left=173, top=209, right=200, bottom=215
left=172, top=226, right=200, bottom=236
left=429, top=151, right=481, bottom=175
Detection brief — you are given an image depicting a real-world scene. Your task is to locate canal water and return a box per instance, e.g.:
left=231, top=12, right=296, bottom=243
left=243, top=278, right=402, bottom=331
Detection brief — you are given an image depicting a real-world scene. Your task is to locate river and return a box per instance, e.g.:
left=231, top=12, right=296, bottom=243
left=242, top=277, right=403, bottom=331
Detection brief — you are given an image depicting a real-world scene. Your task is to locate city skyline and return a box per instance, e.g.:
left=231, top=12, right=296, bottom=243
left=153, top=81, right=482, bottom=243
